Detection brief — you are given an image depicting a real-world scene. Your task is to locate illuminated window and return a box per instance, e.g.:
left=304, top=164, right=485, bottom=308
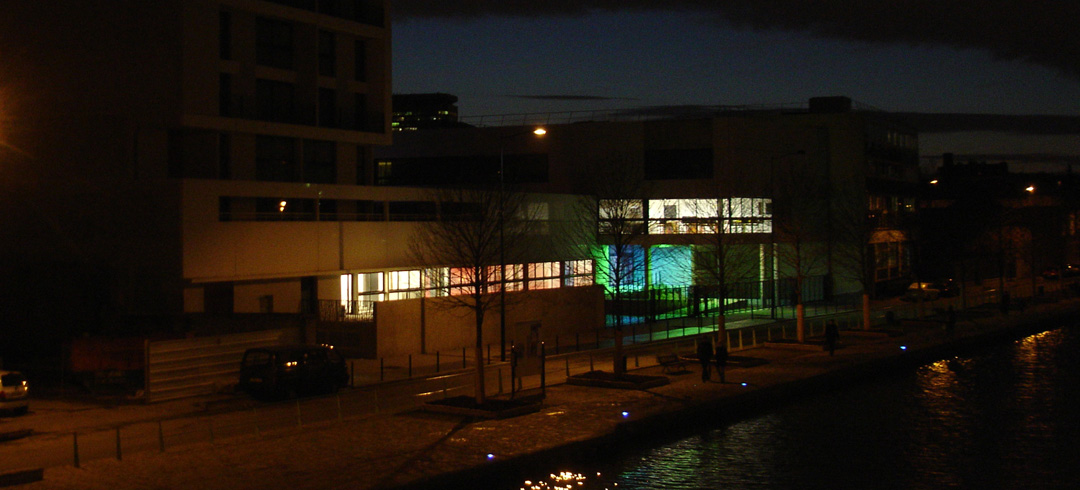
left=563, top=260, right=594, bottom=287
left=598, top=199, right=644, bottom=234
left=528, top=262, right=560, bottom=290
left=357, top=272, right=383, bottom=303
left=720, top=198, right=772, bottom=234
left=387, top=270, right=422, bottom=300
left=488, top=265, right=524, bottom=293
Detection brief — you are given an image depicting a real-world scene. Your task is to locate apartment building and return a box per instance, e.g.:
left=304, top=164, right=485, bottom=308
left=0, top=1, right=606, bottom=365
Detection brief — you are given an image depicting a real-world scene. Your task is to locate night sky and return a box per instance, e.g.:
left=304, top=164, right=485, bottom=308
left=392, top=1, right=1080, bottom=166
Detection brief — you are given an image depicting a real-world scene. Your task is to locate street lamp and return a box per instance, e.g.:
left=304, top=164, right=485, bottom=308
left=498, top=126, right=546, bottom=361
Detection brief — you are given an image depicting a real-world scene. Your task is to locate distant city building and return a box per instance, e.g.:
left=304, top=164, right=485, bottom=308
left=392, top=93, right=464, bottom=131
left=919, top=154, right=1080, bottom=279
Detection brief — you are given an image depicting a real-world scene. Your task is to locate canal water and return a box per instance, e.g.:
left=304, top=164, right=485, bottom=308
left=506, top=324, right=1080, bottom=490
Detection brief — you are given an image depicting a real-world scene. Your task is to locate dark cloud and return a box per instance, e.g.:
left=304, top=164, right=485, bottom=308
left=392, top=1, right=1080, bottom=80
left=896, top=113, right=1080, bottom=135
left=509, top=95, right=639, bottom=101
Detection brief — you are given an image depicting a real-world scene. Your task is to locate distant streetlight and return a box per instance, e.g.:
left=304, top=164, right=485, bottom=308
left=929, top=179, right=939, bottom=185
left=498, top=126, right=546, bottom=361
left=1025, top=185, right=1035, bottom=193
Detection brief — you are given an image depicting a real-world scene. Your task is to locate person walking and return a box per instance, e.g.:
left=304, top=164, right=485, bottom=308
left=824, top=319, right=839, bottom=356
left=696, top=338, right=713, bottom=382
left=713, top=338, right=729, bottom=383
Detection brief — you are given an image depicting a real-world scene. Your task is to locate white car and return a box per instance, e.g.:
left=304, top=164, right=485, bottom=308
left=0, top=370, right=29, bottom=415
left=902, top=282, right=940, bottom=301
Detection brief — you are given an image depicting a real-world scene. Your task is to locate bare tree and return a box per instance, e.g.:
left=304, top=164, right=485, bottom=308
left=658, top=194, right=762, bottom=335
left=408, top=185, right=536, bottom=405
left=568, top=156, right=650, bottom=376
left=772, top=154, right=831, bottom=342
left=830, top=179, right=876, bottom=330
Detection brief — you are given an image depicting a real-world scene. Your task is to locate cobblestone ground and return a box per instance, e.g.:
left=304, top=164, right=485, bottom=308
left=16, top=298, right=1079, bottom=490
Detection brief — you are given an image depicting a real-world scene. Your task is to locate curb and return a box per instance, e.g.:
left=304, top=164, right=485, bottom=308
left=0, top=468, right=43, bottom=488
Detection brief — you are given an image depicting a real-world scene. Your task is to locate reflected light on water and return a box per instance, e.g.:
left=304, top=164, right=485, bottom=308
left=506, top=326, right=1080, bottom=490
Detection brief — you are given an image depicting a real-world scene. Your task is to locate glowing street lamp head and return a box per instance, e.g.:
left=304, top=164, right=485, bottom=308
left=1025, top=185, right=1035, bottom=193
left=533, top=127, right=546, bottom=136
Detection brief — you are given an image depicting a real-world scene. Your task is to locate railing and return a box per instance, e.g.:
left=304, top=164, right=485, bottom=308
left=318, top=300, right=374, bottom=322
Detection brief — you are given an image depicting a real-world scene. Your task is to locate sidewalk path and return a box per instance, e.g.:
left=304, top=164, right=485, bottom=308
left=14, top=296, right=1080, bottom=490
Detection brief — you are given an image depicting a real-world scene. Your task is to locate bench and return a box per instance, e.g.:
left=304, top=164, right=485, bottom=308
left=656, top=353, right=688, bottom=373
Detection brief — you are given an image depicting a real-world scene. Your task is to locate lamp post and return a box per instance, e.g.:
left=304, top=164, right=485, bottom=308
left=498, top=127, right=546, bottom=361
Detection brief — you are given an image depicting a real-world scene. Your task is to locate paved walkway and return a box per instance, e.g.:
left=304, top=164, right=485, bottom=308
left=10, top=293, right=1078, bottom=489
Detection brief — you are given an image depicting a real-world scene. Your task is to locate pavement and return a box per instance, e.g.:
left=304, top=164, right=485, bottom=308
left=5, top=291, right=1080, bottom=489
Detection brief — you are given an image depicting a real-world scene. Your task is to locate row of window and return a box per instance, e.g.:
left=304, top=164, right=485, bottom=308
left=239, top=16, right=369, bottom=78
left=219, top=197, right=446, bottom=222
left=219, top=75, right=378, bottom=131
left=340, top=260, right=595, bottom=305
left=598, top=198, right=773, bottom=235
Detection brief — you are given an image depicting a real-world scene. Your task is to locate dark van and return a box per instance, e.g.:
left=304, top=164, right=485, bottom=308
left=238, top=345, right=349, bottom=398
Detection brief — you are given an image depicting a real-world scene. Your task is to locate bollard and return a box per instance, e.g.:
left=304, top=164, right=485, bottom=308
left=498, top=368, right=504, bottom=394
left=408, top=354, right=412, bottom=378
left=436, top=351, right=440, bottom=373
left=540, top=343, right=547, bottom=397
left=73, top=432, right=80, bottom=468
left=462, top=347, right=467, bottom=368
left=116, top=427, right=122, bottom=461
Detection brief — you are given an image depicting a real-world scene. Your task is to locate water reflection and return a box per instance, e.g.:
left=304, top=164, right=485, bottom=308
left=507, top=326, right=1080, bottom=490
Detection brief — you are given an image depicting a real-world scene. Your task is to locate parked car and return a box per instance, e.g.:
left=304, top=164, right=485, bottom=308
left=1042, top=264, right=1080, bottom=280
left=902, top=279, right=959, bottom=301
left=934, top=279, right=960, bottom=297
left=238, top=345, right=348, bottom=399
left=0, top=370, right=29, bottom=415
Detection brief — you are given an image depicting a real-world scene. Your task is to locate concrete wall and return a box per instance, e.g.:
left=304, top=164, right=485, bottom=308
left=373, top=285, right=604, bottom=357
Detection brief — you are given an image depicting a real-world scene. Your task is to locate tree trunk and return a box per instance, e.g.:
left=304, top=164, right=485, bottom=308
left=613, top=326, right=624, bottom=375
left=474, top=306, right=486, bottom=405
left=862, top=293, right=871, bottom=330
left=796, top=303, right=806, bottom=342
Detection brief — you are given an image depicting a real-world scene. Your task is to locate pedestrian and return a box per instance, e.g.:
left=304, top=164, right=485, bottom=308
left=945, top=305, right=956, bottom=335
left=696, top=338, right=713, bottom=382
left=824, top=319, right=839, bottom=356
left=713, top=339, right=729, bottom=383
left=511, top=344, right=523, bottom=392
